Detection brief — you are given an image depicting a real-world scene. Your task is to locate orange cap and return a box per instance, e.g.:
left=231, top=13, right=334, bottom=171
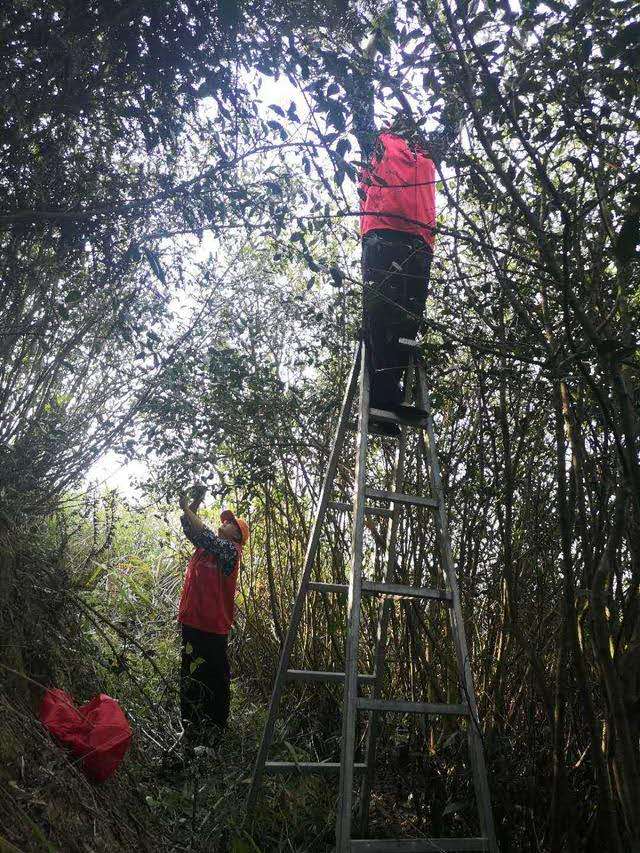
left=220, top=508, right=250, bottom=545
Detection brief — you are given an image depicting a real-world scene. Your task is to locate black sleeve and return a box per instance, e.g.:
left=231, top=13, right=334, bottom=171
left=424, top=103, right=462, bottom=164
left=349, top=63, right=377, bottom=162
left=181, top=517, right=238, bottom=576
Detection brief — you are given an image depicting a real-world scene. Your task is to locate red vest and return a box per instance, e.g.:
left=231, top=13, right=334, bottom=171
left=360, top=132, right=436, bottom=247
left=178, top=544, right=241, bottom=635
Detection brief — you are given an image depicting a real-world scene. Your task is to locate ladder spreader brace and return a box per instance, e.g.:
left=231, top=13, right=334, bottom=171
left=245, top=339, right=498, bottom=853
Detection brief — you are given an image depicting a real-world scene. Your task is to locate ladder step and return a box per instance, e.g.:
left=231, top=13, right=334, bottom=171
left=328, top=500, right=394, bottom=518
left=357, top=698, right=469, bottom=716
left=286, top=669, right=376, bottom=685
left=361, top=581, right=452, bottom=603
left=398, top=337, right=422, bottom=350
left=366, top=488, right=439, bottom=509
left=351, top=839, right=489, bottom=852
left=308, top=581, right=451, bottom=603
left=308, top=581, right=348, bottom=593
left=369, top=407, right=428, bottom=428
left=264, top=761, right=366, bottom=774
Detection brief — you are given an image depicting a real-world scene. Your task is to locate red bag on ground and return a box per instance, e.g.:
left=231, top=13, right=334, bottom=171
left=40, top=688, right=132, bottom=782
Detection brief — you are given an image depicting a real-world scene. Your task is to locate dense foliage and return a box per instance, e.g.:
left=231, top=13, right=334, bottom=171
left=1, top=0, right=639, bottom=851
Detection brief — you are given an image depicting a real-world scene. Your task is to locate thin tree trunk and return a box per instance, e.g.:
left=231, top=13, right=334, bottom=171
left=591, top=487, right=640, bottom=847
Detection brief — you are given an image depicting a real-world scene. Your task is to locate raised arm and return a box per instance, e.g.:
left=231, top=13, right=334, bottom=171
left=179, top=497, right=238, bottom=576
left=349, top=57, right=377, bottom=163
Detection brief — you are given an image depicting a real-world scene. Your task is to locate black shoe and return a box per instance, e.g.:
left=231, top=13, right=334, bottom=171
left=392, top=403, right=428, bottom=423
left=370, top=396, right=403, bottom=415
left=369, top=420, right=401, bottom=437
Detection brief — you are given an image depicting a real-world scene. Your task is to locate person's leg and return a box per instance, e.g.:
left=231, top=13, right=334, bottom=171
left=181, top=625, right=210, bottom=741
left=199, top=634, right=231, bottom=732
left=362, top=232, right=407, bottom=410
left=393, top=241, right=432, bottom=413
left=394, top=238, right=432, bottom=358
left=362, top=231, right=431, bottom=410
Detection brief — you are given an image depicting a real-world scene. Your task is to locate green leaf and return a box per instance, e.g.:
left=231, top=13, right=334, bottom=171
left=468, top=10, right=492, bottom=37
left=64, top=289, right=82, bottom=304
left=442, top=800, right=467, bottom=817
left=189, top=656, right=205, bottom=674
left=611, top=22, right=640, bottom=59
left=615, top=211, right=640, bottom=264
left=283, top=740, right=303, bottom=762
left=478, top=40, right=501, bottom=54
left=336, top=138, right=351, bottom=158
left=329, top=267, right=343, bottom=287
left=231, top=838, right=261, bottom=853
left=144, top=249, right=166, bottom=284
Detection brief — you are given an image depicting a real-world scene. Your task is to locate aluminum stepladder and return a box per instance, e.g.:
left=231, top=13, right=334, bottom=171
left=245, top=338, right=498, bottom=853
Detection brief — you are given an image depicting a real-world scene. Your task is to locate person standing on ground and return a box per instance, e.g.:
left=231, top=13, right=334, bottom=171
left=177, top=487, right=250, bottom=748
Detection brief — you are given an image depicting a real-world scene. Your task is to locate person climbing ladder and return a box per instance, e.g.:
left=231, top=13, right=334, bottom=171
left=348, top=23, right=447, bottom=434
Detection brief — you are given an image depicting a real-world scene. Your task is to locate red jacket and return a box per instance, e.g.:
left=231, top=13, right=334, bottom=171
left=178, top=544, right=241, bottom=635
left=360, top=132, right=436, bottom=247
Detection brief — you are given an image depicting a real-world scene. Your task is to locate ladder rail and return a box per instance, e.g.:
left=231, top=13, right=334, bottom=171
left=245, top=343, right=361, bottom=819
left=336, top=341, right=371, bottom=851
left=416, top=366, right=498, bottom=853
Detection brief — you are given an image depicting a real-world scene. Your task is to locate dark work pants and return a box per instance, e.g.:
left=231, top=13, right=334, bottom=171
left=361, top=229, right=432, bottom=409
left=180, top=624, right=231, bottom=734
